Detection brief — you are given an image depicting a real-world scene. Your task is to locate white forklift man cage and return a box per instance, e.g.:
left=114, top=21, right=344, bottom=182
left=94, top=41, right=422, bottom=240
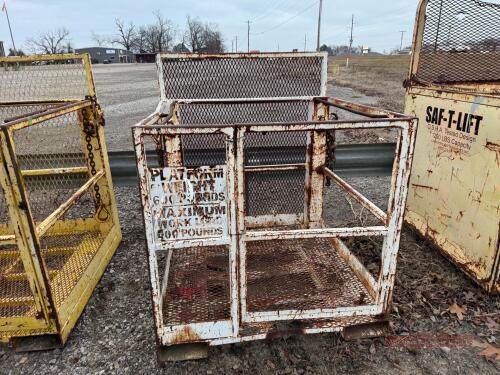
left=133, top=53, right=417, bottom=361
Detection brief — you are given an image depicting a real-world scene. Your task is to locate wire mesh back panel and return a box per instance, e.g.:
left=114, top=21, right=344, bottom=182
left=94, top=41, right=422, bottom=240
left=160, top=54, right=324, bottom=100
left=0, top=58, right=89, bottom=103
left=176, top=101, right=310, bottom=167
left=13, top=111, right=87, bottom=222
left=416, top=0, right=500, bottom=83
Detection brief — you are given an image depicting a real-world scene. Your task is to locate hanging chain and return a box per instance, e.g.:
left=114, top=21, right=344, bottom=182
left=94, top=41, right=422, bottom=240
left=83, top=100, right=109, bottom=221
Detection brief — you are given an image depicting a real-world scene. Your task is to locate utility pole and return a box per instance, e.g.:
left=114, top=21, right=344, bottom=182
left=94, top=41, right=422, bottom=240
left=347, top=14, right=354, bottom=68
left=304, top=34, right=307, bottom=52
left=235, top=35, right=238, bottom=52
left=231, top=39, right=234, bottom=53
left=316, top=0, right=323, bottom=51
left=246, top=20, right=251, bottom=52
left=399, top=30, right=406, bottom=52
left=2, top=2, right=17, bottom=55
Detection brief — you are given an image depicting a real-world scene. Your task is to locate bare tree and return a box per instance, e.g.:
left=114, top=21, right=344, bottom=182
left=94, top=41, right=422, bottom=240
left=134, top=26, right=148, bottom=53
left=91, top=31, right=108, bottom=47
left=185, top=16, right=204, bottom=52
left=201, top=23, right=224, bottom=53
left=26, top=28, right=71, bottom=54
left=112, top=19, right=136, bottom=51
left=152, top=11, right=175, bottom=52
left=185, top=17, right=224, bottom=53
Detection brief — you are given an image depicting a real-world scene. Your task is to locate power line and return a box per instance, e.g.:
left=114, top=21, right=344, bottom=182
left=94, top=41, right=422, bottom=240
left=251, top=0, right=319, bottom=36
left=250, top=0, right=299, bottom=23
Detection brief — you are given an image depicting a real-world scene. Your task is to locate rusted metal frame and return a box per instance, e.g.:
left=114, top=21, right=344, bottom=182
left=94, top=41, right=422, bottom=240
left=35, top=170, right=105, bottom=238
left=161, top=321, right=235, bottom=345
left=154, top=237, right=232, bottom=252
left=159, top=128, right=237, bottom=345
left=303, top=102, right=315, bottom=228
left=236, top=128, right=248, bottom=325
left=246, top=226, right=388, bottom=241
left=377, top=119, right=417, bottom=312
left=159, top=52, right=328, bottom=60
left=21, top=167, right=88, bottom=177
left=330, top=238, right=379, bottom=300
left=2, top=102, right=74, bottom=123
left=156, top=54, right=167, bottom=103
left=307, top=131, right=327, bottom=229
left=0, top=127, right=58, bottom=332
left=138, top=119, right=412, bottom=133
left=133, top=127, right=166, bottom=338
left=228, top=127, right=242, bottom=340
left=321, top=166, right=388, bottom=224
left=243, top=163, right=305, bottom=173
left=407, top=0, right=430, bottom=83
left=155, top=131, right=181, bottom=315
left=316, top=97, right=406, bottom=119
left=245, top=304, right=380, bottom=323
left=209, top=326, right=344, bottom=346
left=245, top=214, right=303, bottom=229
left=173, top=98, right=312, bottom=106
left=2, top=101, right=92, bottom=131
left=386, top=129, right=402, bottom=217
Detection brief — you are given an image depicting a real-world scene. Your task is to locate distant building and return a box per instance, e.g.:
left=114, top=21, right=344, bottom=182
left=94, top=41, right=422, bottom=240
left=0, top=41, right=5, bottom=57
left=134, top=53, right=156, bottom=63
left=361, top=45, right=371, bottom=55
left=75, top=47, right=135, bottom=64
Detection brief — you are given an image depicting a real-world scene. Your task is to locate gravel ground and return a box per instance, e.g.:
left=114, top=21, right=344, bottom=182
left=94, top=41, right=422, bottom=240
left=1, top=181, right=498, bottom=374
left=1, top=63, right=498, bottom=373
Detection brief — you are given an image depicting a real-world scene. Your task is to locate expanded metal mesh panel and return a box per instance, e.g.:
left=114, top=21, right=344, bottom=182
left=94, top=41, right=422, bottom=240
left=13, top=111, right=85, bottom=167
left=245, top=170, right=305, bottom=216
left=416, top=0, right=500, bottom=83
left=0, top=104, right=57, bottom=124
left=160, top=246, right=231, bottom=326
left=244, top=132, right=308, bottom=166
left=39, top=189, right=106, bottom=309
left=12, top=111, right=89, bottom=222
left=177, top=101, right=310, bottom=169
left=246, top=238, right=374, bottom=312
left=0, top=59, right=89, bottom=102
left=0, top=243, right=37, bottom=318
left=244, top=131, right=308, bottom=217
left=24, top=174, right=90, bottom=222
left=182, top=134, right=226, bottom=167
left=161, top=55, right=324, bottom=99
left=176, top=101, right=310, bottom=124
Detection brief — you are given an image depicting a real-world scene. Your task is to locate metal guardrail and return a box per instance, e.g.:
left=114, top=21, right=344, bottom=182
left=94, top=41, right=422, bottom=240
left=108, top=143, right=397, bottom=186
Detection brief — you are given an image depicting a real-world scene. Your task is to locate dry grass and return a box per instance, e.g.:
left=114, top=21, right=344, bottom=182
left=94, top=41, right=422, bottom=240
left=328, top=55, right=411, bottom=112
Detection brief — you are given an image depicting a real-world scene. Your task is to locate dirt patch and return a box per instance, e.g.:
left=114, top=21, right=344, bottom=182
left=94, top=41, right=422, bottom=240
left=329, top=55, right=411, bottom=113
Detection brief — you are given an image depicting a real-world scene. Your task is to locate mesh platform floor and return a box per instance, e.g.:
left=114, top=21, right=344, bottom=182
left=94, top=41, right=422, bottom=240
left=161, top=238, right=374, bottom=327
left=0, top=230, right=106, bottom=321
left=162, top=246, right=231, bottom=326
left=246, top=238, right=373, bottom=312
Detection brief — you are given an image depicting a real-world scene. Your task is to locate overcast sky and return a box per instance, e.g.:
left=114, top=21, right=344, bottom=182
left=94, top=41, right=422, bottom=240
left=0, top=0, right=420, bottom=53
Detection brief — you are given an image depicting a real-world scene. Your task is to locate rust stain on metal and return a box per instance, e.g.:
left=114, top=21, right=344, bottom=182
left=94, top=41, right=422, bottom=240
left=170, top=326, right=202, bottom=344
